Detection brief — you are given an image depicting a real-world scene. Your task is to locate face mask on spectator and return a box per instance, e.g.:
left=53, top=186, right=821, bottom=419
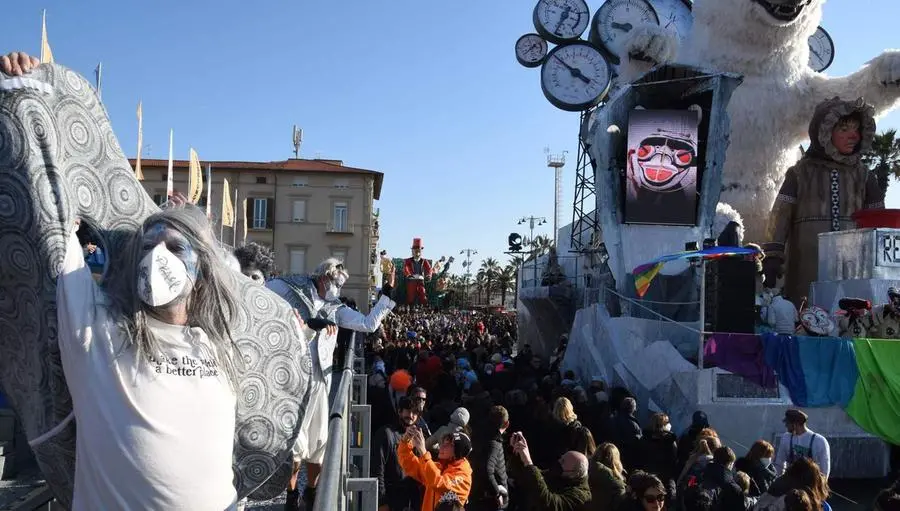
left=760, top=457, right=772, bottom=466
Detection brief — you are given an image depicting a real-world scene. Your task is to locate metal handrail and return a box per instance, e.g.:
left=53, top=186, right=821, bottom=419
left=312, top=338, right=356, bottom=511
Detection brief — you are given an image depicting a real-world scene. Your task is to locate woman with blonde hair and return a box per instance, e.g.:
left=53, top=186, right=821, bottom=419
left=549, top=396, right=586, bottom=461
left=676, top=428, right=721, bottom=508
left=589, top=443, right=628, bottom=510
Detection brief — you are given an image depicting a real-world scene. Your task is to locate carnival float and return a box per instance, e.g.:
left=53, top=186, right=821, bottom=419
left=516, top=0, right=900, bottom=478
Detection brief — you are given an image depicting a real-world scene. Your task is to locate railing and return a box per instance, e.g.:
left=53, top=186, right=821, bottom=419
left=326, top=222, right=355, bottom=234
left=313, top=332, right=377, bottom=511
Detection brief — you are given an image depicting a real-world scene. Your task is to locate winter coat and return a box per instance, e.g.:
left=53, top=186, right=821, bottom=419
left=734, top=457, right=777, bottom=497
left=610, top=413, right=643, bottom=470
left=765, top=97, right=883, bottom=308
left=587, top=460, right=626, bottom=511
left=518, top=465, right=591, bottom=511
left=372, top=424, right=421, bottom=510
left=470, top=432, right=508, bottom=503
left=397, top=440, right=473, bottom=511
left=701, top=463, right=746, bottom=511
left=639, top=430, right=679, bottom=485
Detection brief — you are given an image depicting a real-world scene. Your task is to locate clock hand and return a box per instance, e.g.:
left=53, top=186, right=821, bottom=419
left=810, top=47, right=822, bottom=60
left=553, top=54, right=591, bottom=84
left=611, top=22, right=633, bottom=32
left=555, top=6, right=571, bottom=32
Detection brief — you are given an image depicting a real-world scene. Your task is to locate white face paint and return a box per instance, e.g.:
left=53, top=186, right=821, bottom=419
left=325, top=271, right=349, bottom=301
left=663, top=423, right=672, bottom=432
left=137, top=243, right=190, bottom=307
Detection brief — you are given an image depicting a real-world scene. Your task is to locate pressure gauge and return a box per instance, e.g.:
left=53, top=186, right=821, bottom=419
left=808, top=26, right=835, bottom=73
left=533, top=0, right=591, bottom=45
left=649, top=0, right=693, bottom=42
left=516, top=33, right=549, bottom=68
left=541, top=42, right=613, bottom=112
left=590, top=0, right=660, bottom=61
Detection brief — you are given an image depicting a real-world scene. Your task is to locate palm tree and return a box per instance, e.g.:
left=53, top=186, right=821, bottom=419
left=496, top=264, right=517, bottom=307
left=479, top=258, right=502, bottom=304
left=862, top=129, right=900, bottom=200
left=474, top=272, right=486, bottom=304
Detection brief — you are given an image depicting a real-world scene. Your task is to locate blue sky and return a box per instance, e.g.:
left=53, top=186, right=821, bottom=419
left=3, top=1, right=899, bottom=273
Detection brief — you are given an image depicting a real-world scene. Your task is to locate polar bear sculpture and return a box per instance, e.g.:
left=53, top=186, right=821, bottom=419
left=615, top=0, right=900, bottom=242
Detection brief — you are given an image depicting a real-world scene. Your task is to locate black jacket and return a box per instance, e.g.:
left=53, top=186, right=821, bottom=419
left=471, top=432, right=508, bottom=501
left=371, top=423, right=420, bottom=510
left=639, top=430, right=679, bottom=483
left=734, top=457, right=777, bottom=497
left=701, top=463, right=745, bottom=511
left=610, top=413, right=643, bottom=470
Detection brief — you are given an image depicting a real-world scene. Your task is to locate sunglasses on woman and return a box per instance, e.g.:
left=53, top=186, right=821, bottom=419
left=643, top=493, right=666, bottom=503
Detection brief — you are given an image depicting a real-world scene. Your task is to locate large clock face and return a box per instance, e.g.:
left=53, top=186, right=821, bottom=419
left=800, top=306, right=835, bottom=336
left=533, top=0, right=592, bottom=44
left=808, top=26, right=835, bottom=73
left=649, top=0, right=693, bottom=42
left=590, top=0, right=660, bottom=61
left=541, top=42, right=613, bottom=112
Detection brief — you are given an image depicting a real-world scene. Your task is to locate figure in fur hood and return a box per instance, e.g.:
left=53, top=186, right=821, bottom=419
left=426, top=407, right=471, bottom=452
left=762, top=97, right=884, bottom=309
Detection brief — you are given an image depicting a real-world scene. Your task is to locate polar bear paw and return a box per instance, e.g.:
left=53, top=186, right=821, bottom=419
left=625, top=24, right=678, bottom=66
left=870, top=49, right=900, bottom=86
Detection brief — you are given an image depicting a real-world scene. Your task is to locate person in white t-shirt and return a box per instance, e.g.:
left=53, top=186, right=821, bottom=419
left=773, top=409, right=831, bottom=478
left=58, top=202, right=244, bottom=510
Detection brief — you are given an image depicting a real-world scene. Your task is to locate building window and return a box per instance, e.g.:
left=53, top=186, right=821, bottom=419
left=332, top=248, right=347, bottom=264
left=247, top=197, right=274, bottom=230
left=333, top=201, right=348, bottom=232
left=292, top=199, right=307, bottom=223
left=289, top=249, right=306, bottom=275
left=292, top=177, right=308, bottom=187
left=334, top=178, right=349, bottom=189
left=256, top=176, right=267, bottom=184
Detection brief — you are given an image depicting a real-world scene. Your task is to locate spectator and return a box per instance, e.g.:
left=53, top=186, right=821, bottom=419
left=426, top=407, right=470, bottom=452
left=373, top=396, right=423, bottom=511
left=611, top=397, right=643, bottom=471
left=511, top=432, right=591, bottom=511
left=875, top=479, right=900, bottom=511
left=407, top=385, right=433, bottom=438
left=734, top=471, right=758, bottom=511
left=755, top=457, right=830, bottom=511
left=678, top=411, right=711, bottom=473
left=435, top=491, right=466, bottom=511
left=620, top=471, right=667, bottom=511
left=639, top=412, right=679, bottom=499
left=550, top=397, right=587, bottom=460
left=783, top=488, right=815, bottom=511
left=735, top=440, right=777, bottom=496
left=397, top=428, right=473, bottom=511
left=698, top=446, right=745, bottom=510
left=773, top=409, right=831, bottom=478
left=470, top=405, right=510, bottom=511
left=588, top=443, right=627, bottom=510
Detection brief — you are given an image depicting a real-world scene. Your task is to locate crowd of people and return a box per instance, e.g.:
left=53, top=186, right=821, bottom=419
left=364, top=310, right=900, bottom=511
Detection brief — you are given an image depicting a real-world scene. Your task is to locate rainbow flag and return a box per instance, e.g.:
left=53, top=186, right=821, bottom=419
left=633, top=246, right=761, bottom=297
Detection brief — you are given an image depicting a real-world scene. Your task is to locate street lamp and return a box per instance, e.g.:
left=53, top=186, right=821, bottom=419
left=518, top=216, right=547, bottom=286
left=460, top=248, right=478, bottom=306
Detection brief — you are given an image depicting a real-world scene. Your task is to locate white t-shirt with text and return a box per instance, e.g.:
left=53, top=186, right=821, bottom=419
left=57, top=231, right=238, bottom=510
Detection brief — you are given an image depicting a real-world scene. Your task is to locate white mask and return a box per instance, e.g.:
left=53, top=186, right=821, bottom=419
left=759, top=457, right=772, bottom=467
left=137, top=243, right=190, bottom=307
left=325, top=271, right=348, bottom=301
left=663, top=423, right=672, bottom=432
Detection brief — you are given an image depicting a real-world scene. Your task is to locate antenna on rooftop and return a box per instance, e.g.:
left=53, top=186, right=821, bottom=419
left=292, top=125, right=303, bottom=159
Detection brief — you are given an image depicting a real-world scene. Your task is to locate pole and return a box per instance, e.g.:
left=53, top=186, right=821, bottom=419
left=697, top=259, right=706, bottom=369
left=95, top=62, right=102, bottom=100
left=232, top=187, right=238, bottom=247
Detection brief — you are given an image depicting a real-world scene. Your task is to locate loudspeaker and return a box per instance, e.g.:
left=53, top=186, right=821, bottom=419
left=705, top=258, right=757, bottom=334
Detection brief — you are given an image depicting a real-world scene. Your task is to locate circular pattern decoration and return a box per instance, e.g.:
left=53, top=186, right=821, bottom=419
left=0, top=174, right=35, bottom=234
left=239, top=374, right=269, bottom=412
left=237, top=338, right=264, bottom=369
left=68, top=163, right=109, bottom=222
left=265, top=352, right=303, bottom=395
left=271, top=397, right=301, bottom=434
left=107, top=170, right=146, bottom=218
left=246, top=286, right=276, bottom=317
left=236, top=453, right=277, bottom=488
left=299, top=353, right=314, bottom=376
left=0, top=234, right=40, bottom=288
left=237, top=416, right=277, bottom=451
left=54, top=98, right=103, bottom=163
left=257, top=320, right=292, bottom=351
left=0, top=109, right=32, bottom=169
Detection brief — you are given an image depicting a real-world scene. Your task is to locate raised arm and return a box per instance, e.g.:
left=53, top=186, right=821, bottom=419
left=335, top=295, right=396, bottom=333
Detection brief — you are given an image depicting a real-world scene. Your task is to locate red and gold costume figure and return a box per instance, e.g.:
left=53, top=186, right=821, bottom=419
left=403, top=238, right=433, bottom=305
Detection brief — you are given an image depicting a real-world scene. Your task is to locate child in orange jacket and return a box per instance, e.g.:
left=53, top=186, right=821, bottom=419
left=397, top=426, right=473, bottom=511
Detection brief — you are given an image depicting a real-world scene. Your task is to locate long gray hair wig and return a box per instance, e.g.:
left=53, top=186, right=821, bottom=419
left=103, top=204, right=242, bottom=387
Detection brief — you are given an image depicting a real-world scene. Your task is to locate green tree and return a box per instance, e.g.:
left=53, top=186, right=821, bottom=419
left=862, top=129, right=900, bottom=200
left=496, top=263, right=517, bottom=307
left=479, top=257, right=501, bottom=304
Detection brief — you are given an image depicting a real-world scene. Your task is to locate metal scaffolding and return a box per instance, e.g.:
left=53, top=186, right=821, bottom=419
left=570, top=109, right=599, bottom=253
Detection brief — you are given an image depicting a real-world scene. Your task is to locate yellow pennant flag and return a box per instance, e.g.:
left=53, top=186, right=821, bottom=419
left=40, top=10, right=54, bottom=64
left=188, top=148, right=203, bottom=204
left=242, top=198, right=248, bottom=243
left=222, top=178, right=234, bottom=227
left=135, top=101, right=144, bottom=180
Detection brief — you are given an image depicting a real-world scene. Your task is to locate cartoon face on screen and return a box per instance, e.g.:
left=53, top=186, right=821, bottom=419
left=629, top=129, right=697, bottom=193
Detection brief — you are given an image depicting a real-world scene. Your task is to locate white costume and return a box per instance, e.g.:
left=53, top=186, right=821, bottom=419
left=267, top=277, right=395, bottom=464
left=615, top=0, right=900, bottom=241
left=58, top=231, right=238, bottom=510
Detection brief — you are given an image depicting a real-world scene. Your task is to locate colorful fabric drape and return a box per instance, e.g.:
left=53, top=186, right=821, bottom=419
left=633, top=246, right=761, bottom=297
left=760, top=334, right=858, bottom=408
left=704, top=333, right=776, bottom=388
left=845, top=338, right=900, bottom=445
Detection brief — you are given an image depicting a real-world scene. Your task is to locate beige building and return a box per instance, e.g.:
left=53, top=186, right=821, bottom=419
left=130, top=158, right=384, bottom=310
